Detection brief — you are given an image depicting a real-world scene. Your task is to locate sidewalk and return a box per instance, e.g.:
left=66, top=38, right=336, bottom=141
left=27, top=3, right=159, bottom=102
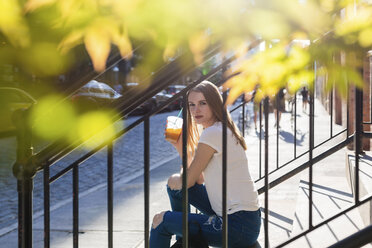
left=0, top=97, right=358, bottom=247
left=0, top=155, right=182, bottom=248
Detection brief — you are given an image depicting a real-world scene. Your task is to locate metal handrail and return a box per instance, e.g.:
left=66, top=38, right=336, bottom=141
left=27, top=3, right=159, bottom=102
left=28, top=44, right=224, bottom=173
left=256, top=135, right=354, bottom=195
left=48, top=56, right=233, bottom=184
left=276, top=194, right=372, bottom=248
left=12, top=42, right=239, bottom=248
left=42, top=75, right=357, bottom=248
left=233, top=100, right=348, bottom=183
left=328, top=223, right=372, bottom=248
left=231, top=78, right=367, bottom=247
left=13, top=37, right=369, bottom=248
left=274, top=84, right=366, bottom=247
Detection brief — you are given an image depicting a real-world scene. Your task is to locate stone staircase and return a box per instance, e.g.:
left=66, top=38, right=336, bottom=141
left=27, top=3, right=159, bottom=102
left=255, top=147, right=372, bottom=248
left=346, top=151, right=372, bottom=227
left=2, top=143, right=370, bottom=247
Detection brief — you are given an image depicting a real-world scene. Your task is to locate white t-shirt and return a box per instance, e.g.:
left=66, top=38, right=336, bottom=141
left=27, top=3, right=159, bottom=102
left=198, top=122, right=260, bottom=216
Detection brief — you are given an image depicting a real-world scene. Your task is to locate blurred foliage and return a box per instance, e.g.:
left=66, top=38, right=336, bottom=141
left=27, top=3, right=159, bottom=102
left=29, top=94, right=120, bottom=148
left=1, top=0, right=372, bottom=144
left=30, top=94, right=76, bottom=140
left=75, top=110, right=119, bottom=149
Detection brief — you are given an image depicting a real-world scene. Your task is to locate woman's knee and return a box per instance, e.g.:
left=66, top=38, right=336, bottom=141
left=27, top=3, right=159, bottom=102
left=167, top=173, right=181, bottom=190
left=152, top=211, right=167, bottom=229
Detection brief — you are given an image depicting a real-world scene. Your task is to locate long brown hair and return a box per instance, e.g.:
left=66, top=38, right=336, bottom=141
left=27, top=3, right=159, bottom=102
left=186, top=81, right=247, bottom=155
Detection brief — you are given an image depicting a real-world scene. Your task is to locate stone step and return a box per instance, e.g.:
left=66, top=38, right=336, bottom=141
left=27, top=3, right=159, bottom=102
left=257, top=173, right=301, bottom=247
left=289, top=148, right=371, bottom=247
left=346, top=150, right=372, bottom=227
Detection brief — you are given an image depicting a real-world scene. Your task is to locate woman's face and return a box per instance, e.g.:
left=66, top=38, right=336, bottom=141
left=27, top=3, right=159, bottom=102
left=188, top=91, right=215, bottom=128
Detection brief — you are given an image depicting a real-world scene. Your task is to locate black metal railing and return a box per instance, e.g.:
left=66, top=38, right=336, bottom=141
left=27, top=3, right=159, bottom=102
left=263, top=97, right=270, bottom=248
left=328, top=224, right=372, bottom=248
left=12, top=42, right=234, bottom=248
left=12, top=43, right=372, bottom=248
left=233, top=97, right=348, bottom=189
left=274, top=85, right=372, bottom=247
left=213, top=64, right=369, bottom=247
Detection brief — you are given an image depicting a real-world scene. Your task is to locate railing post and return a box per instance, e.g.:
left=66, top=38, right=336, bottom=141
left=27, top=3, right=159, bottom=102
left=17, top=178, right=34, bottom=248
left=242, top=96, right=246, bottom=137
left=12, top=109, right=35, bottom=248
left=330, top=88, right=333, bottom=138
left=181, top=94, right=189, bottom=248
left=309, top=87, right=314, bottom=229
left=222, top=89, right=228, bottom=248
left=144, top=118, right=150, bottom=248
left=263, top=97, right=269, bottom=248
left=294, top=93, right=297, bottom=158
left=347, top=85, right=350, bottom=136
left=44, top=163, right=50, bottom=248
left=354, top=85, right=363, bottom=203
left=73, top=162, right=79, bottom=248
left=107, top=142, right=114, bottom=248
left=259, top=101, right=262, bottom=179
left=276, top=93, right=279, bottom=169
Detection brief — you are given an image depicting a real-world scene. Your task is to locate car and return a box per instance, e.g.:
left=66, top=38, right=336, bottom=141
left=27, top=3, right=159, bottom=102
left=155, top=90, right=179, bottom=111
left=166, top=85, right=186, bottom=110
left=166, top=85, right=187, bottom=95
left=122, top=82, right=157, bottom=116
left=123, top=82, right=156, bottom=116
left=128, top=96, right=157, bottom=116
left=71, top=80, right=122, bottom=113
left=126, top=83, right=185, bottom=115
left=0, top=87, right=37, bottom=137
left=154, top=85, right=187, bottom=111
left=73, top=80, right=122, bottom=101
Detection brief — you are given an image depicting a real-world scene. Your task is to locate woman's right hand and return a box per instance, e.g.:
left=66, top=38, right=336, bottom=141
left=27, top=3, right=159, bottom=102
left=168, top=132, right=183, bottom=152
left=164, top=126, right=184, bottom=157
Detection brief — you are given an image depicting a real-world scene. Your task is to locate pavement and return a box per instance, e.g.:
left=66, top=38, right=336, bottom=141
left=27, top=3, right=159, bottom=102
left=0, top=95, right=371, bottom=247
left=0, top=155, right=181, bottom=248
left=0, top=112, right=179, bottom=236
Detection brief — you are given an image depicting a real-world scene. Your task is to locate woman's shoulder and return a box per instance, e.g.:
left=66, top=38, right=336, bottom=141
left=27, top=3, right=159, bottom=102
left=200, top=122, right=221, bottom=138
left=204, top=122, right=222, bottom=132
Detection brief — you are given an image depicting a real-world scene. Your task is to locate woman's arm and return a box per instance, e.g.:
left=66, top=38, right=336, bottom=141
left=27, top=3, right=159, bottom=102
left=186, top=143, right=215, bottom=188
left=170, top=143, right=215, bottom=190
left=169, top=133, right=193, bottom=167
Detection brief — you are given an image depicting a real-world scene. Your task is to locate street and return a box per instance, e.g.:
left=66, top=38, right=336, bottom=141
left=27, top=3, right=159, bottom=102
left=0, top=111, right=179, bottom=234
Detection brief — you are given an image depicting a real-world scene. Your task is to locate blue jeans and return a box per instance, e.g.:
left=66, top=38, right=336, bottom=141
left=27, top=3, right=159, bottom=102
left=150, top=184, right=261, bottom=247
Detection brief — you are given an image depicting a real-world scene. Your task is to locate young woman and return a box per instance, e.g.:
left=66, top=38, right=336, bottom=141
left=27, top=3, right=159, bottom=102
left=150, top=81, right=261, bottom=247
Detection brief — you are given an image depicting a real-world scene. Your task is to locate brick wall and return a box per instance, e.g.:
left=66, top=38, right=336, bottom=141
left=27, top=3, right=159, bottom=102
left=346, top=55, right=371, bottom=151
left=334, top=88, right=342, bottom=125
left=333, top=53, right=343, bottom=125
